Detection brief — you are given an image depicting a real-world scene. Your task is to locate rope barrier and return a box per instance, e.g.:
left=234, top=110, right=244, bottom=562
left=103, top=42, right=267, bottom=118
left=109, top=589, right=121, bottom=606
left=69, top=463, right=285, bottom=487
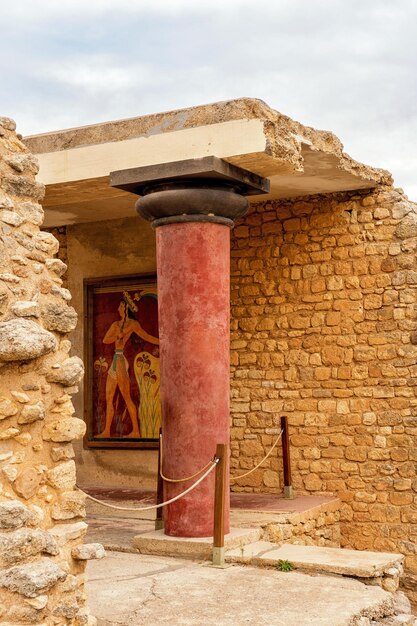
left=78, top=457, right=218, bottom=513
left=159, top=433, right=214, bottom=483
left=230, top=428, right=284, bottom=481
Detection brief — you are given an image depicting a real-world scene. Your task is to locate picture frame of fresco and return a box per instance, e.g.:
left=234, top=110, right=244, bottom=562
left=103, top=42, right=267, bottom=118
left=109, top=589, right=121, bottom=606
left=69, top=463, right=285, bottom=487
left=84, top=274, right=160, bottom=449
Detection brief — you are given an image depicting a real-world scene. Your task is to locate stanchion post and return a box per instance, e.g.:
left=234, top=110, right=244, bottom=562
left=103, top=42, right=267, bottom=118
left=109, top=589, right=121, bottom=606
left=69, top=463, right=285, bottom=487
left=213, top=443, right=227, bottom=566
left=155, top=428, right=164, bottom=530
left=281, top=416, right=294, bottom=500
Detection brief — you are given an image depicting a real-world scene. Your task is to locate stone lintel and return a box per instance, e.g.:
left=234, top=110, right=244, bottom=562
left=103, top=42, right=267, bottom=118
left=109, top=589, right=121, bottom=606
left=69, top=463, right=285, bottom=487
left=109, top=156, right=270, bottom=197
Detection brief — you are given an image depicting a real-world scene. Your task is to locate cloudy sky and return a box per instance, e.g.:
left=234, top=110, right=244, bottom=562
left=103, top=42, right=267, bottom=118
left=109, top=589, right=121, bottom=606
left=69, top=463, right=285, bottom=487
left=1, top=0, right=416, bottom=199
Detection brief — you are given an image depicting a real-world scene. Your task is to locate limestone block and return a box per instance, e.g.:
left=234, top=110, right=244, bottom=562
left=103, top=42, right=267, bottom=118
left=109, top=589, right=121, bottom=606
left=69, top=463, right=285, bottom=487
left=0, top=319, right=56, bottom=361
left=46, top=258, right=67, bottom=276
left=0, top=116, right=16, bottom=130
left=0, top=397, right=18, bottom=419
left=50, top=396, right=75, bottom=416
left=0, top=210, right=22, bottom=226
left=18, top=400, right=45, bottom=424
left=52, top=490, right=86, bottom=520
left=27, top=505, right=44, bottom=527
left=4, top=153, right=39, bottom=175
left=59, top=573, right=79, bottom=592
left=393, top=592, right=412, bottom=615
left=263, top=470, right=280, bottom=488
left=0, top=272, right=20, bottom=284
left=2, top=174, right=45, bottom=201
left=34, top=230, right=59, bottom=255
left=0, top=528, right=58, bottom=566
left=51, top=445, right=75, bottom=462
left=53, top=600, right=80, bottom=619
left=10, top=391, right=30, bottom=403
left=0, top=192, right=13, bottom=209
left=2, top=465, right=18, bottom=482
left=71, top=543, right=105, bottom=561
left=50, top=521, right=88, bottom=546
left=10, top=300, right=40, bottom=317
left=0, top=557, right=67, bottom=597
left=42, top=417, right=86, bottom=442
left=382, top=576, right=399, bottom=592
left=14, top=432, right=32, bottom=446
left=396, top=214, right=417, bottom=239
left=24, top=594, right=48, bottom=609
left=46, top=460, right=76, bottom=491
left=51, top=285, right=72, bottom=301
left=16, top=201, right=44, bottom=225
left=14, top=467, right=41, bottom=499
left=4, top=604, right=40, bottom=624
left=42, top=301, right=77, bottom=333
left=0, top=427, right=20, bottom=440
left=240, top=440, right=264, bottom=456
left=0, top=500, right=31, bottom=529
left=46, top=356, right=84, bottom=386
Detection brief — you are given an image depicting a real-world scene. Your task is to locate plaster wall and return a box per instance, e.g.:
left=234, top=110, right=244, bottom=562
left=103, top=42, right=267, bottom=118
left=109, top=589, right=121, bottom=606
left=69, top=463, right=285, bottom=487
left=64, top=216, right=158, bottom=490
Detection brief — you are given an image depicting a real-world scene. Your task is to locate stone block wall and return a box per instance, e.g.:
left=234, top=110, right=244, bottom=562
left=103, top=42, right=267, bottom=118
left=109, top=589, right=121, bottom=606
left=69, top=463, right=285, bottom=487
left=263, top=498, right=341, bottom=548
left=230, top=185, right=417, bottom=599
left=0, top=117, right=97, bottom=624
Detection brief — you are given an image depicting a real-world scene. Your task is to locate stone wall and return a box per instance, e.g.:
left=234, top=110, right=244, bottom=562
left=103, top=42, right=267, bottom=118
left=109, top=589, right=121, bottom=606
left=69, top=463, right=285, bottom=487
left=263, top=497, right=341, bottom=548
left=0, top=117, right=98, bottom=625
left=229, top=185, right=417, bottom=600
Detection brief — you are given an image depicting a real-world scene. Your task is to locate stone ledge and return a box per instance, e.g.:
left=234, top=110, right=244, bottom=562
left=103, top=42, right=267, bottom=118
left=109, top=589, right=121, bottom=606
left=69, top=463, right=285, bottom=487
left=133, top=527, right=262, bottom=560
left=226, top=542, right=404, bottom=580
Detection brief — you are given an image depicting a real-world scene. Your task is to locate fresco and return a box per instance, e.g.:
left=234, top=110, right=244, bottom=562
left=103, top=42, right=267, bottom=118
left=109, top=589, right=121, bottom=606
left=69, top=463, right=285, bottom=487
left=86, top=277, right=160, bottom=447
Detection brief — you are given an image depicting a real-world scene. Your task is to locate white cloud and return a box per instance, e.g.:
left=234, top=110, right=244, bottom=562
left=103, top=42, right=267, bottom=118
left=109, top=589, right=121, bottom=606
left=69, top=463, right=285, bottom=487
left=37, top=55, right=150, bottom=94
left=2, top=0, right=253, bottom=21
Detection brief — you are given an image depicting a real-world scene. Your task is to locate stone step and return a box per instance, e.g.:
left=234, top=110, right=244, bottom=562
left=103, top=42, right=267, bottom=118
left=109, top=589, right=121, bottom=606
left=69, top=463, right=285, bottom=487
left=133, top=527, right=262, bottom=560
left=226, top=542, right=404, bottom=590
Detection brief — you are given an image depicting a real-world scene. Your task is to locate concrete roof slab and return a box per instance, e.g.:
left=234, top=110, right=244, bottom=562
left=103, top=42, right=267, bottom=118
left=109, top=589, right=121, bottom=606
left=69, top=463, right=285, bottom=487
left=23, top=98, right=392, bottom=227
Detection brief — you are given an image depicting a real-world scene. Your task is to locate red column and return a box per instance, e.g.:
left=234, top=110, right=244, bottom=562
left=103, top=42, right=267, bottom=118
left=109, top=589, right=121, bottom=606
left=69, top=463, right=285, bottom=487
left=156, top=221, right=230, bottom=537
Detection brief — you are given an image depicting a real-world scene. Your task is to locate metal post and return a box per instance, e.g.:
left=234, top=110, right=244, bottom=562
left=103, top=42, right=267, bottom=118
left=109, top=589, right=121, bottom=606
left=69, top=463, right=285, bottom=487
left=212, top=443, right=227, bottom=566
left=281, top=416, right=294, bottom=499
left=155, top=428, right=164, bottom=530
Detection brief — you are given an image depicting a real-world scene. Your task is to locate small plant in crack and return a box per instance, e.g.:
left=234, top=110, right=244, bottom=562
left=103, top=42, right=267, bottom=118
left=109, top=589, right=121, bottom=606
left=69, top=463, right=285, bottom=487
left=275, top=559, right=294, bottom=572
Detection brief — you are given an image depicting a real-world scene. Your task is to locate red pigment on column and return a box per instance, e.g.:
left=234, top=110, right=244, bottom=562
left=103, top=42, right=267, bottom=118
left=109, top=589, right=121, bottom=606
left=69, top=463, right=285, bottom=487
left=156, top=221, right=230, bottom=537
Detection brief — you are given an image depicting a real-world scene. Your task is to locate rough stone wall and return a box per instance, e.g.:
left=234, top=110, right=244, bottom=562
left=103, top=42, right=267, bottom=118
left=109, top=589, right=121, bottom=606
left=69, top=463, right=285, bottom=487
left=230, top=185, right=417, bottom=596
left=0, top=117, right=97, bottom=625
left=47, top=228, right=68, bottom=289
left=263, top=498, right=341, bottom=548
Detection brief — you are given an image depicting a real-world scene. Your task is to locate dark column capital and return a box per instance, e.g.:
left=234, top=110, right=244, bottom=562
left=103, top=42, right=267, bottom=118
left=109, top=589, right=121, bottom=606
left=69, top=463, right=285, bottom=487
left=110, top=156, right=269, bottom=226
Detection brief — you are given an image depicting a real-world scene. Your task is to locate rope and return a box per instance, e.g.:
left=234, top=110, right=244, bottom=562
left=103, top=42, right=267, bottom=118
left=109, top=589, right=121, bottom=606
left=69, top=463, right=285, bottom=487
left=78, top=458, right=218, bottom=513
left=159, top=433, right=214, bottom=483
left=230, top=428, right=284, bottom=481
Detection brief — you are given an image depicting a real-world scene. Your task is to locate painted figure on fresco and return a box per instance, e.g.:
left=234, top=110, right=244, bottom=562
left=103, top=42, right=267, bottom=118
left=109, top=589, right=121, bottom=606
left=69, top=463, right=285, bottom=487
left=96, top=291, right=159, bottom=438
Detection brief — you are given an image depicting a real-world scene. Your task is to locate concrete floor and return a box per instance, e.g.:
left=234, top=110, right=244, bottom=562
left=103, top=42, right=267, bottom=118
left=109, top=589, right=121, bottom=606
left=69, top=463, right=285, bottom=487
left=87, top=552, right=393, bottom=626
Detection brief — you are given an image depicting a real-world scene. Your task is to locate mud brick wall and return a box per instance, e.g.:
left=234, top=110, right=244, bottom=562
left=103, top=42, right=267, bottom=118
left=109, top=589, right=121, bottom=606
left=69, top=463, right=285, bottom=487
left=0, top=117, right=100, bottom=625
left=229, top=186, right=417, bottom=595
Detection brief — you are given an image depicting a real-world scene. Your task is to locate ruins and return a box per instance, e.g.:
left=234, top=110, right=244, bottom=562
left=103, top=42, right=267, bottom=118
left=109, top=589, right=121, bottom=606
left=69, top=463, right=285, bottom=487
left=0, top=98, right=416, bottom=622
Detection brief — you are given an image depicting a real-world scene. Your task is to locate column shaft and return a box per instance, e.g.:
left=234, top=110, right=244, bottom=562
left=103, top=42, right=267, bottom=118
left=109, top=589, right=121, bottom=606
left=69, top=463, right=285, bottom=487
left=156, top=221, right=230, bottom=537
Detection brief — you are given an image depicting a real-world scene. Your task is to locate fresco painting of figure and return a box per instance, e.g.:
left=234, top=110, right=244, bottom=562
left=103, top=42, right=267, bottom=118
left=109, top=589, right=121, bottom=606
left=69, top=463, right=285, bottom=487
left=89, top=278, right=160, bottom=446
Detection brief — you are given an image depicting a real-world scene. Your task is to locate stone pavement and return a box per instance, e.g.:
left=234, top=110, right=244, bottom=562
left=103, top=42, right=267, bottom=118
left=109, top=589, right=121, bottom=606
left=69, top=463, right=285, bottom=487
left=86, top=551, right=398, bottom=626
